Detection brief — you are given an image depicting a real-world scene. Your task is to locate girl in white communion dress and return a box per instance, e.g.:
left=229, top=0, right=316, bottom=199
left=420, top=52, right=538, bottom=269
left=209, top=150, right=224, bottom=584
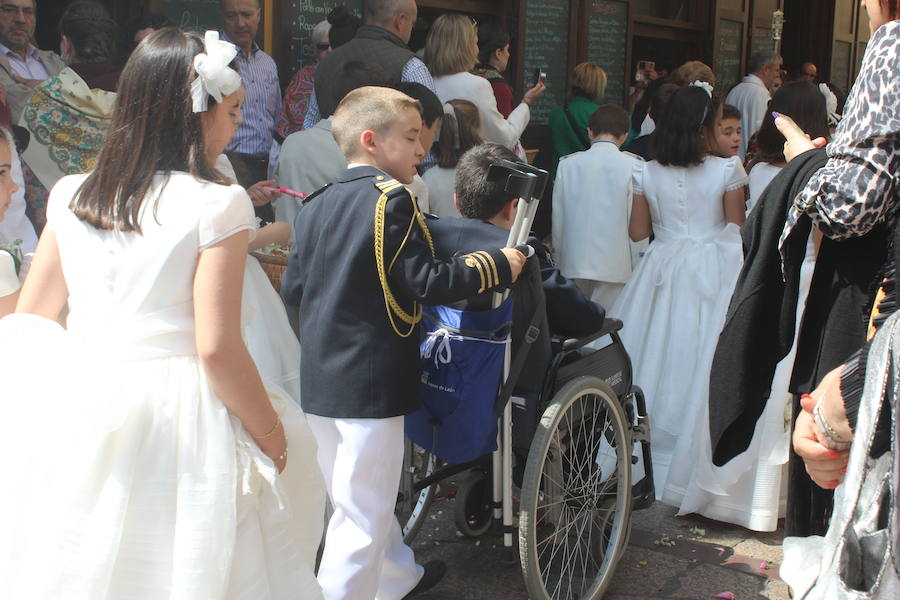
left=610, top=83, right=747, bottom=514
left=0, top=30, right=324, bottom=599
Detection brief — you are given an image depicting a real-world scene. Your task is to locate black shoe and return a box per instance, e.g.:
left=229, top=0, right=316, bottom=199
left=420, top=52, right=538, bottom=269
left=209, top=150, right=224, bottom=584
left=403, top=560, right=447, bottom=598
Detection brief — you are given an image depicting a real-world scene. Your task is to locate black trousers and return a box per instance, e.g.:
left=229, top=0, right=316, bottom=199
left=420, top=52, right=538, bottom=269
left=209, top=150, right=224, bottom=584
left=225, top=151, right=275, bottom=224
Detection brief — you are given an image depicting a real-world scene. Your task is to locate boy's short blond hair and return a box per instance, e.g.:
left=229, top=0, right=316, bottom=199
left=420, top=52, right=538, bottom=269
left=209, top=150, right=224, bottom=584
left=332, top=86, right=423, bottom=159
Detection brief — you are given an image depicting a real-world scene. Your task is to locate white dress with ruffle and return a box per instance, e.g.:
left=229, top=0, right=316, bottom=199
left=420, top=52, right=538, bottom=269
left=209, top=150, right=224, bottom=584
left=610, top=156, right=746, bottom=513
left=0, top=173, right=325, bottom=599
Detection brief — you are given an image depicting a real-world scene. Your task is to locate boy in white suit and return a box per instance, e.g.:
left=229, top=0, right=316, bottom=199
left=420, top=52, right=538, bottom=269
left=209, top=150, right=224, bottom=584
left=551, top=104, right=646, bottom=309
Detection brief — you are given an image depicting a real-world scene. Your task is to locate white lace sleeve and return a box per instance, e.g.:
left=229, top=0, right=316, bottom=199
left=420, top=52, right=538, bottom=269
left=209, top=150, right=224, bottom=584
left=725, top=156, right=749, bottom=192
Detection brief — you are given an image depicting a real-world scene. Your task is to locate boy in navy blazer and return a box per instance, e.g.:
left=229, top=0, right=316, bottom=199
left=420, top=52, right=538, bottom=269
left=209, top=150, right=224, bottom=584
left=282, top=87, right=524, bottom=600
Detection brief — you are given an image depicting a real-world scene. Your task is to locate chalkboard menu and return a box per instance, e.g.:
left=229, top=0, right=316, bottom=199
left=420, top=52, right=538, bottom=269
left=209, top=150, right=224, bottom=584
left=831, top=40, right=851, bottom=95
left=291, top=0, right=364, bottom=71
left=164, top=0, right=221, bottom=33
left=714, top=19, right=743, bottom=96
left=750, top=27, right=772, bottom=58
left=522, top=0, right=570, bottom=123
left=586, top=0, right=628, bottom=104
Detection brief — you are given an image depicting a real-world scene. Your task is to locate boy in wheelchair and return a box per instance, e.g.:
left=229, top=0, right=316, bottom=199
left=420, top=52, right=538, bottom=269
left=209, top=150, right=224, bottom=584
left=425, top=143, right=608, bottom=465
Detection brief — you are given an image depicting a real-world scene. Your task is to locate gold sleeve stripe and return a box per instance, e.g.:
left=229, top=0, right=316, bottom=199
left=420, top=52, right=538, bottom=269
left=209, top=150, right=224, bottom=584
left=467, top=252, right=493, bottom=289
left=476, top=251, right=500, bottom=288
left=464, top=255, right=487, bottom=292
left=473, top=252, right=495, bottom=288
left=464, top=251, right=493, bottom=289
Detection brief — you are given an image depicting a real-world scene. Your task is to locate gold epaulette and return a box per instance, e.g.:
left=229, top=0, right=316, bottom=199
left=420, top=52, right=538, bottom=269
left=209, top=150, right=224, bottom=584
left=372, top=177, right=435, bottom=338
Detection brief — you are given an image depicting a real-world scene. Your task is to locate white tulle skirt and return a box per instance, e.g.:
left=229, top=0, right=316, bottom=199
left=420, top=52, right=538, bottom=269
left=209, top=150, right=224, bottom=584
left=609, top=224, right=742, bottom=512
left=242, top=256, right=301, bottom=402
left=0, top=262, right=324, bottom=599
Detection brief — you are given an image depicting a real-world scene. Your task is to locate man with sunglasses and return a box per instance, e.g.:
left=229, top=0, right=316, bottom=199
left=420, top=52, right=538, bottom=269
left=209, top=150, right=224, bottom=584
left=0, top=0, right=64, bottom=122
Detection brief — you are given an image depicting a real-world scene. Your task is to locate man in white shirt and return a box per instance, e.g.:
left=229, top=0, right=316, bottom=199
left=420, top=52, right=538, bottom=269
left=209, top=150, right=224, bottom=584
left=0, top=0, right=65, bottom=122
left=552, top=104, right=646, bottom=310
left=725, top=48, right=782, bottom=160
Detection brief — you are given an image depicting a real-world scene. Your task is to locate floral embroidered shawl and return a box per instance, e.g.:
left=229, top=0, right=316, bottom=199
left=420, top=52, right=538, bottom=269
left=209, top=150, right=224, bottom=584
left=18, top=67, right=116, bottom=191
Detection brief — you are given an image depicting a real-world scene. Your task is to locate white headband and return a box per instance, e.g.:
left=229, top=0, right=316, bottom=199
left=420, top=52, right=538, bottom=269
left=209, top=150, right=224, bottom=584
left=690, top=80, right=714, bottom=98
left=191, top=31, right=242, bottom=113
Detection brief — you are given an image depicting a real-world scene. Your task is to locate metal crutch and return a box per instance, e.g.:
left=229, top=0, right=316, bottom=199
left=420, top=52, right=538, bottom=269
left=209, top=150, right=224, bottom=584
left=486, top=161, right=550, bottom=558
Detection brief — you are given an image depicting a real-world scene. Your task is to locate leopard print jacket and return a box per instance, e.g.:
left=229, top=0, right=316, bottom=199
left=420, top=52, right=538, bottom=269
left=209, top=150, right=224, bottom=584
left=780, top=19, right=899, bottom=248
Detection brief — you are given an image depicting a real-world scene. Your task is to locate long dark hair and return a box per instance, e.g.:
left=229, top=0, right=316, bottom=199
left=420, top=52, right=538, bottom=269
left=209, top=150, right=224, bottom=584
left=652, top=85, right=721, bottom=167
left=72, top=28, right=230, bottom=232
left=750, top=81, right=828, bottom=167
left=59, top=0, right=118, bottom=65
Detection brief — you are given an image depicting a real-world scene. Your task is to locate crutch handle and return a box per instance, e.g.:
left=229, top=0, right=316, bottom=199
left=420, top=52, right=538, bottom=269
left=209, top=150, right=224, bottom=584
left=514, top=243, right=534, bottom=258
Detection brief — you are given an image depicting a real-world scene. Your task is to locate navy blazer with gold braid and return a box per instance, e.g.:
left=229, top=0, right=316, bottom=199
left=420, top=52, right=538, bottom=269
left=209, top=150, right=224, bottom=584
left=282, top=166, right=512, bottom=419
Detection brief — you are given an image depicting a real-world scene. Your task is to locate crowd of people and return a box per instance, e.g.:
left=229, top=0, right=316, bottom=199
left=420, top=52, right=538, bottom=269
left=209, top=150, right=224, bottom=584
left=0, top=0, right=897, bottom=598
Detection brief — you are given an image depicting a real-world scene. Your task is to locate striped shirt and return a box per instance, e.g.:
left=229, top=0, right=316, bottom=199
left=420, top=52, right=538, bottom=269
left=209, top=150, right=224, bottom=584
left=224, top=37, right=281, bottom=156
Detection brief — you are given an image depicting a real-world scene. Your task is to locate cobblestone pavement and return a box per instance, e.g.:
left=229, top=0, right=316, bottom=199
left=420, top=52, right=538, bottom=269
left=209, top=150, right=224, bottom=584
left=409, top=483, right=790, bottom=600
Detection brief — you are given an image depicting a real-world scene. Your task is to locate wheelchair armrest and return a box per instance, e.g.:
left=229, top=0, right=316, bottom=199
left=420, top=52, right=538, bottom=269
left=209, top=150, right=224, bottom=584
left=560, top=318, right=623, bottom=352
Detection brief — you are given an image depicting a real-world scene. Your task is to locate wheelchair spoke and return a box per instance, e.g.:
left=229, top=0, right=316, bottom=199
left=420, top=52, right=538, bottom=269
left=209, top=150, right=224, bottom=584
left=521, top=377, right=635, bottom=600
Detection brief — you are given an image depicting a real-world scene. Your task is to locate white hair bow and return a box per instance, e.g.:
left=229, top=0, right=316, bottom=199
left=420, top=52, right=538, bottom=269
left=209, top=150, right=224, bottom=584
left=690, top=80, right=714, bottom=98
left=819, top=83, right=842, bottom=126
left=191, top=31, right=242, bottom=113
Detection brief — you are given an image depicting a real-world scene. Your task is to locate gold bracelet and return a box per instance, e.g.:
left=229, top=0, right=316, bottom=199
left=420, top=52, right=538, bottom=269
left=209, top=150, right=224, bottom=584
left=251, top=414, right=281, bottom=440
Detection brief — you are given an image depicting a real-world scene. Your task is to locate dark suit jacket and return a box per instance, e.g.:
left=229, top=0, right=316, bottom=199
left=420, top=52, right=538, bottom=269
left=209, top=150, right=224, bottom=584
left=426, top=216, right=606, bottom=396
left=282, top=166, right=512, bottom=418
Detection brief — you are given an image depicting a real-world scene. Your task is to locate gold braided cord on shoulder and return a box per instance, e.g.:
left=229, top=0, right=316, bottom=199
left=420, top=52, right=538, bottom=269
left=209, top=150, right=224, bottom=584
left=373, top=178, right=435, bottom=338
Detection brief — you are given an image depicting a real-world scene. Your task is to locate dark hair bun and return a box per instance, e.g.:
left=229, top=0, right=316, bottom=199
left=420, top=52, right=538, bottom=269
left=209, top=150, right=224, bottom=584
left=328, top=6, right=352, bottom=26
left=327, top=5, right=361, bottom=50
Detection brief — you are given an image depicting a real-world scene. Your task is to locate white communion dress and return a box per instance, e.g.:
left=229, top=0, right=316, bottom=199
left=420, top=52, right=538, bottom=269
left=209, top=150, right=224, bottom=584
left=610, top=156, right=746, bottom=512
left=0, top=172, right=325, bottom=599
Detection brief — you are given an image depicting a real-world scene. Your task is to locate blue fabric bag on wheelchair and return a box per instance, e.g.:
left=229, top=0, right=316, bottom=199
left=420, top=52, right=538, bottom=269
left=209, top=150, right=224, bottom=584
left=405, top=299, right=513, bottom=464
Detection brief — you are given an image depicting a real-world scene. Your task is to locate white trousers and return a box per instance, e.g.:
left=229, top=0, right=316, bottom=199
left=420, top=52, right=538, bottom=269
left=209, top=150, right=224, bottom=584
left=307, top=415, right=423, bottom=600
left=573, top=279, right=625, bottom=311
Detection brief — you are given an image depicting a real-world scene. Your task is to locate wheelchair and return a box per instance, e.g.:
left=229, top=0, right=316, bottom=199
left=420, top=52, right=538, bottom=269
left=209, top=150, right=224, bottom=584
left=396, top=318, right=654, bottom=600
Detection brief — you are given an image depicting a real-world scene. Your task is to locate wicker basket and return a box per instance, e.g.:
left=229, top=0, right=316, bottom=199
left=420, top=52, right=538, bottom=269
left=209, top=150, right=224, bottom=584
left=251, top=251, right=289, bottom=293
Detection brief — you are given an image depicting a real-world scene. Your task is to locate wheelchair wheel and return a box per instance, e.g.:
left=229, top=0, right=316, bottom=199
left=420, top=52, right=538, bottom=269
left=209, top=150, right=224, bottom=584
left=519, top=376, right=633, bottom=600
left=454, top=468, right=493, bottom=537
left=396, top=439, right=438, bottom=544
